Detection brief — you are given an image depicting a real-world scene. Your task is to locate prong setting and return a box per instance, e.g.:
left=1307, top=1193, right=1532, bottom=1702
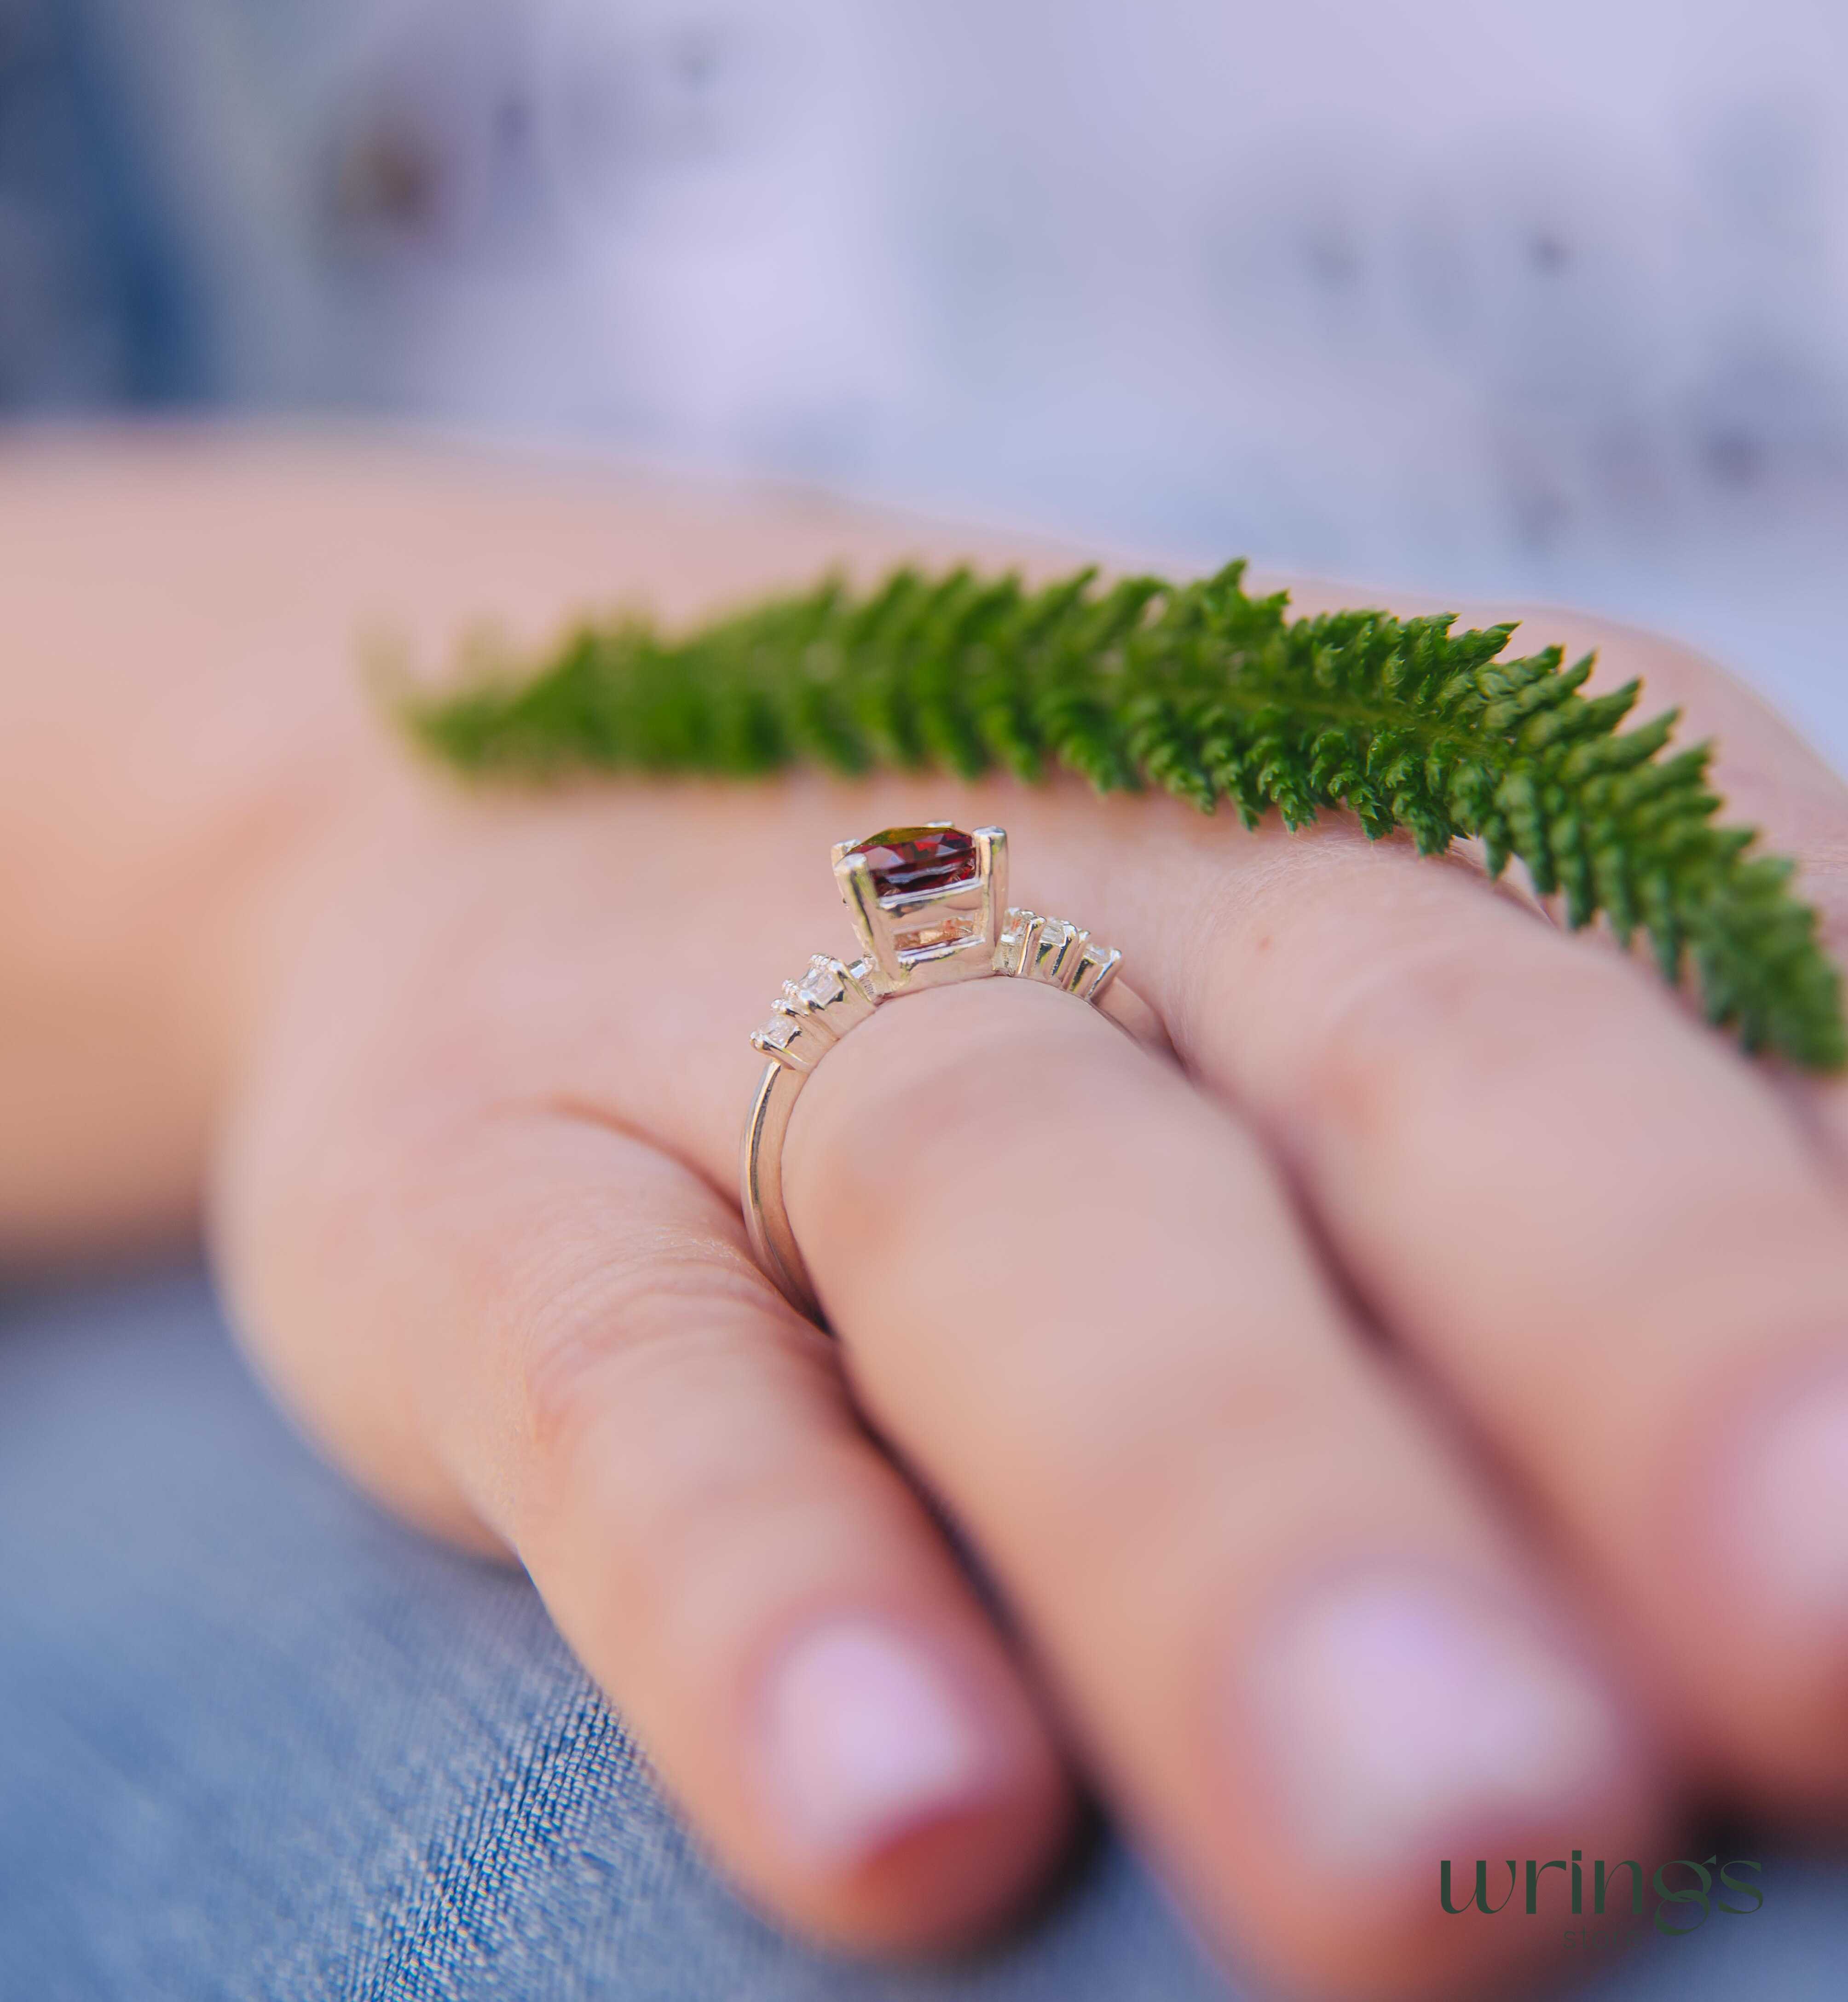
left=749, top=1000, right=817, bottom=1071
left=836, top=851, right=907, bottom=990
left=1071, top=941, right=1122, bottom=1001
left=831, top=822, right=999, bottom=993
left=973, top=826, right=1008, bottom=953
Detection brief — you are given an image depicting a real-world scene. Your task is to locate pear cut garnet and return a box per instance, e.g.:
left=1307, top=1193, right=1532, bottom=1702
left=846, top=825, right=978, bottom=900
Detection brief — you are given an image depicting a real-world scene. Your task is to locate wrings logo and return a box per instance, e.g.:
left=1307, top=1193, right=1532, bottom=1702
left=1440, top=1851, right=1764, bottom=1949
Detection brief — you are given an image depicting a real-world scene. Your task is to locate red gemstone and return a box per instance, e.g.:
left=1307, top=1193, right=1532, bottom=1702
left=847, top=824, right=978, bottom=899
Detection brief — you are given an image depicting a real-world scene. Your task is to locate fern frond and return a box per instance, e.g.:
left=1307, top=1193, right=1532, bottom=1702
left=405, top=562, right=1844, bottom=1070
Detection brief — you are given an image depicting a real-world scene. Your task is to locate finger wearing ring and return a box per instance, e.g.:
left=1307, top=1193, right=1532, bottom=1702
left=740, top=822, right=1160, bottom=1321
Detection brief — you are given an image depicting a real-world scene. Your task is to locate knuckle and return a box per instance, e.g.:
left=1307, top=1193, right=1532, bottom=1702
left=1294, top=923, right=1629, bottom=1134
left=515, top=1227, right=801, bottom=1463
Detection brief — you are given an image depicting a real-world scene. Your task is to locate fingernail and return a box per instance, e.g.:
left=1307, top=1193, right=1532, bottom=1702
left=1733, top=1367, right=1848, bottom=1626
left=1246, top=1569, right=1622, bottom=1870
left=761, top=1618, right=999, bottom=1868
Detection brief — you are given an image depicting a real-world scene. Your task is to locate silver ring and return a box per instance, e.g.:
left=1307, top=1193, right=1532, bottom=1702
left=739, top=821, right=1157, bottom=1321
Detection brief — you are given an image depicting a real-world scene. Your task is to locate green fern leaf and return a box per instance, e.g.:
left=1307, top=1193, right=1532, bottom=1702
left=403, top=562, right=1845, bottom=1070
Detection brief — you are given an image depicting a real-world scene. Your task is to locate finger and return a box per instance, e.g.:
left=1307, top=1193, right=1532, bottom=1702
left=1264, top=576, right=1848, bottom=907
left=780, top=972, right=1667, bottom=2002
left=1277, top=584, right=1848, bottom=1144
left=1010, top=737, right=1848, bottom=1810
left=1488, top=602, right=1848, bottom=954
left=215, top=1079, right=1075, bottom=1951
left=1529, top=608, right=1848, bottom=1156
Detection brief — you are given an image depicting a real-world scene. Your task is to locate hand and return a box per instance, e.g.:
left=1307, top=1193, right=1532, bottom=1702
left=8, top=433, right=1848, bottom=2001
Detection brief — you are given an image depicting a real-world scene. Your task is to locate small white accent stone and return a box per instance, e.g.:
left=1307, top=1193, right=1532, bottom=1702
left=757, top=1014, right=796, bottom=1049
left=798, top=960, right=840, bottom=1006
left=1079, top=944, right=1120, bottom=999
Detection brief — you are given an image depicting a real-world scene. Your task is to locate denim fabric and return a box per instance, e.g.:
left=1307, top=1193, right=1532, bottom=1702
left=0, top=1271, right=1841, bottom=2001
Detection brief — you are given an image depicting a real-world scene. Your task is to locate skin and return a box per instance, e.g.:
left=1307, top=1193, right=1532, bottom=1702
left=5, top=426, right=1848, bottom=2000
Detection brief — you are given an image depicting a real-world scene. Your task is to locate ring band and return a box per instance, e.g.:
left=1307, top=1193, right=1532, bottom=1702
left=739, top=821, right=1155, bottom=1320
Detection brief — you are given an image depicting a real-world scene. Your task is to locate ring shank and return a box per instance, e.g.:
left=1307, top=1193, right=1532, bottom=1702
left=741, top=1060, right=814, bottom=1316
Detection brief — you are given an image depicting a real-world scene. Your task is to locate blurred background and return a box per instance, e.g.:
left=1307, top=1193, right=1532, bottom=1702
left=5, top=0, right=1847, bottom=763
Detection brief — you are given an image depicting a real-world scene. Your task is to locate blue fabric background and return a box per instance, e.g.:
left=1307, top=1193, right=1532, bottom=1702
left=0, top=1273, right=1841, bottom=2000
